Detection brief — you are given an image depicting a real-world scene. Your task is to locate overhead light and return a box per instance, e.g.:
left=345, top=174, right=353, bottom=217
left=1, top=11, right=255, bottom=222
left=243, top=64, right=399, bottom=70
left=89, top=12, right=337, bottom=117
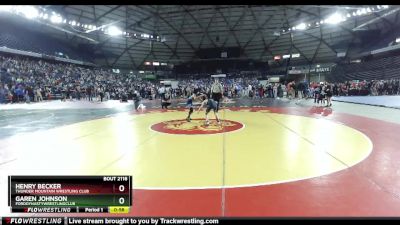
left=139, top=71, right=145, bottom=74
left=84, top=24, right=88, bottom=28
left=296, top=23, right=306, bottom=30
left=71, top=20, right=76, bottom=26
left=377, top=5, right=381, bottom=9
left=308, top=23, right=311, bottom=27
left=106, top=26, right=123, bottom=36
left=316, top=22, right=319, bottom=25
left=356, top=10, right=361, bottom=15
left=144, top=62, right=151, bottom=65
left=352, top=12, right=356, bottom=16
left=291, top=53, right=300, bottom=58
left=153, top=62, right=160, bottom=66
left=396, top=37, right=400, bottom=43
left=50, top=14, right=62, bottom=24
left=347, top=13, right=351, bottom=17
left=0, top=5, right=13, bottom=11
left=316, top=64, right=320, bottom=68
left=288, top=28, right=291, bottom=31
left=17, top=6, right=39, bottom=19
left=367, top=8, right=371, bottom=13
left=361, top=8, right=367, bottom=14
left=88, top=25, right=92, bottom=29
left=77, top=22, right=80, bottom=26
left=63, top=19, right=67, bottom=23
left=325, top=13, right=345, bottom=25
left=382, top=5, right=389, bottom=9
left=43, top=13, right=48, bottom=19
left=282, top=54, right=290, bottom=59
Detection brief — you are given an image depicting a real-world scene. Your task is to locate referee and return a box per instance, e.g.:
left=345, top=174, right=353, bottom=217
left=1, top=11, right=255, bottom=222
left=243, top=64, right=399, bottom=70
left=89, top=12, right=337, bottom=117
left=211, top=79, right=223, bottom=111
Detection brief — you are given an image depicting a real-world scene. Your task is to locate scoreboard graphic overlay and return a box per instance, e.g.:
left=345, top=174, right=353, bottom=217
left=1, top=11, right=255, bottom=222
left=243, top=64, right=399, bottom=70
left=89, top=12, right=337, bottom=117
left=8, top=176, right=132, bottom=213
left=3, top=176, right=222, bottom=225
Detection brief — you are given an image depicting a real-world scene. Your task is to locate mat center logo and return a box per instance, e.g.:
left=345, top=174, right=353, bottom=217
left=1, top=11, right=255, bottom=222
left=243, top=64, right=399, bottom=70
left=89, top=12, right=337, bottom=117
left=151, top=119, right=244, bottom=135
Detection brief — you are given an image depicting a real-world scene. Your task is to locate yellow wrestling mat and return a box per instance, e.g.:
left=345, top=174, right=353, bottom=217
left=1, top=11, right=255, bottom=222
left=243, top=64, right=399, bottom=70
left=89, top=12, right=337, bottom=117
left=2, top=108, right=372, bottom=189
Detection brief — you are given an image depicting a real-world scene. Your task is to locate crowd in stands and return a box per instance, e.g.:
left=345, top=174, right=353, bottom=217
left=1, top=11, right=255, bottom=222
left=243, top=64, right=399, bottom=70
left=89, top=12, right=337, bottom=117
left=0, top=54, right=399, bottom=104
left=0, top=54, right=275, bottom=104
left=0, top=54, right=159, bottom=104
left=328, top=80, right=400, bottom=96
left=286, top=79, right=399, bottom=105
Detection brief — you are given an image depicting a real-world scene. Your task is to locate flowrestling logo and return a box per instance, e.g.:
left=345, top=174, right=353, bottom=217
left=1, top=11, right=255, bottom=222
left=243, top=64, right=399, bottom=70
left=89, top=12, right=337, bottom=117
left=150, top=119, right=244, bottom=135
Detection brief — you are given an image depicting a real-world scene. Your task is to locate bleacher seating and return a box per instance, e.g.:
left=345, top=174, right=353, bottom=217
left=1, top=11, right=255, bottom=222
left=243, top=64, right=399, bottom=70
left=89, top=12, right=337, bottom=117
left=328, top=55, right=400, bottom=82
left=0, top=19, right=93, bottom=62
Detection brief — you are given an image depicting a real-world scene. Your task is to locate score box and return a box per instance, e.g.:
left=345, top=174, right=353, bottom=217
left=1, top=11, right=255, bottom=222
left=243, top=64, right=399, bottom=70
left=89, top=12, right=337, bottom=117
left=8, top=176, right=132, bottom=213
